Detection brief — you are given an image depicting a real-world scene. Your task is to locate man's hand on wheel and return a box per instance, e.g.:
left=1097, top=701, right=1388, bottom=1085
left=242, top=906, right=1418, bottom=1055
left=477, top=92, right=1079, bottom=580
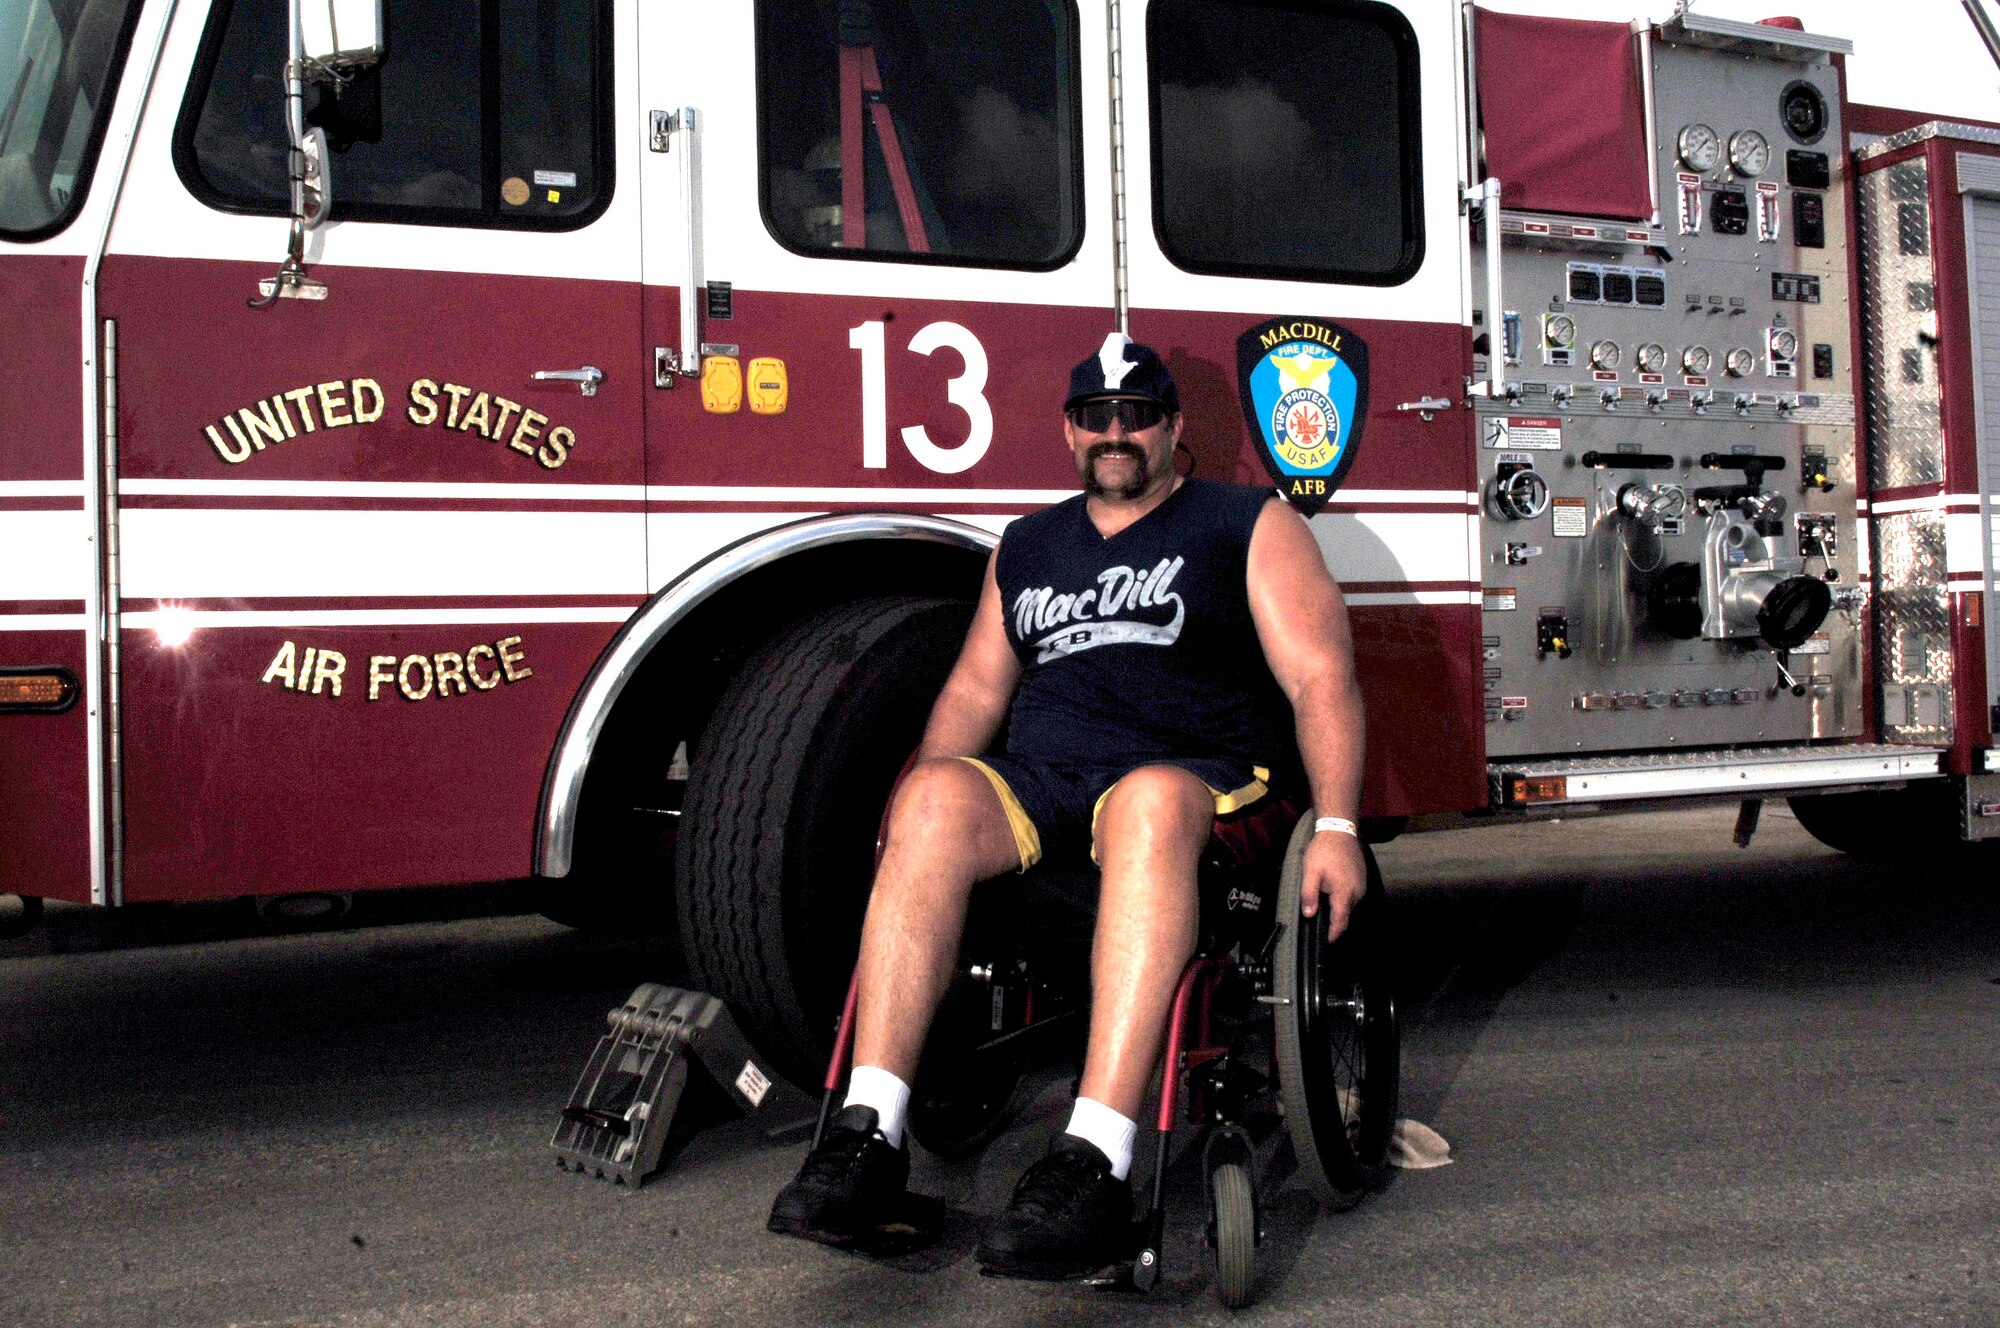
left=1298, top=829, right=1367, bottom=941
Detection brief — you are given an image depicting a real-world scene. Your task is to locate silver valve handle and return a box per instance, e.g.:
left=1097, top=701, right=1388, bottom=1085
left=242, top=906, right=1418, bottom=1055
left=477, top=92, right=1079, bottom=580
left=1492, top=467, right=1551, bottom=521
left=533, top=366, right=605, bottom=397
left=1774, top=654, right=1806, bottom=697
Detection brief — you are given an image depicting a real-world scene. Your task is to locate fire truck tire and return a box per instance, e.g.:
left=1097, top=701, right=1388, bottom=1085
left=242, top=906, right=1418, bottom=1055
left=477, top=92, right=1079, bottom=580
left=675, top=596, right=975, bottom=1085
left=1785, top=787, right=1958, bottom=861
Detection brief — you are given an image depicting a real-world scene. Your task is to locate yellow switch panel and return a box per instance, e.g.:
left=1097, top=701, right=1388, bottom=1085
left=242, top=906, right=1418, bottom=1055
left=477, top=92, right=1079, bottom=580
left=747, top=357, right=789, bottom=415
left=700, top=356, right=742, bottom=414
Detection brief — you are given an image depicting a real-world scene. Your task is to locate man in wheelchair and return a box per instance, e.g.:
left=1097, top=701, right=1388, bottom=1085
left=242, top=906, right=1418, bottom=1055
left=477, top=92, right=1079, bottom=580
left=769, top=334, right=1368, bottom=1279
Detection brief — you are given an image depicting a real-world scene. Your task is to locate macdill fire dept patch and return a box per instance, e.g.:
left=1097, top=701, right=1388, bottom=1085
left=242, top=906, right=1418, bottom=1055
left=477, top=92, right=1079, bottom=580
left=1235, top=317, right=1369, bottom=516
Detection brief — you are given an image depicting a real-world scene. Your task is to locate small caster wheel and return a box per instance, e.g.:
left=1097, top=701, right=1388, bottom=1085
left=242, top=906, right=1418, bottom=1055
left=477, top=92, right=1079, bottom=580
left=1209, top=1160, right=1256, bottom=1308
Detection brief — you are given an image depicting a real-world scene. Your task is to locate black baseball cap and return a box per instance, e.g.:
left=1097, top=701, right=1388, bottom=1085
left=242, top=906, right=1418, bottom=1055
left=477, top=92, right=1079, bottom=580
left=1064, top=333, right=1180, bottom=413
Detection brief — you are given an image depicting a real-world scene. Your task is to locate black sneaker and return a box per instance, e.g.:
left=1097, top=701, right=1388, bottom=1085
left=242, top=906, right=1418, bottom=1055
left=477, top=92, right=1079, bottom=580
left=977, top=1134, right=1136, bottom=1279
left=767, top=1105, right=911, bottom=1248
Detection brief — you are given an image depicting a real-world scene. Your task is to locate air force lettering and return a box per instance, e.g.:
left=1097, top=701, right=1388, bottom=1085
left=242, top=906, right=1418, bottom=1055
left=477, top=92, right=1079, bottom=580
left=1013, top=557, right=1187, bottom=663
left=1235, top=317, right=1370, bottom=516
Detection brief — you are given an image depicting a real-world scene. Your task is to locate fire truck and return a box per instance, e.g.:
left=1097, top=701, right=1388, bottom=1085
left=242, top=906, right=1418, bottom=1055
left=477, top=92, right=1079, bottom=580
left=4, top=0, right=1998, bottom=1077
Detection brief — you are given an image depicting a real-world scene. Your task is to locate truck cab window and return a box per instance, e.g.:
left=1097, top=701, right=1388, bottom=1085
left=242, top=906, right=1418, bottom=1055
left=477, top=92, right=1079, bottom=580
left=757, top=0, right=1082, bottom=271
left=173, top=0, right=611, bottom=231
left=0, top=0, right=144, bottom=241
left=1149, top=0, right=1423, bottom=285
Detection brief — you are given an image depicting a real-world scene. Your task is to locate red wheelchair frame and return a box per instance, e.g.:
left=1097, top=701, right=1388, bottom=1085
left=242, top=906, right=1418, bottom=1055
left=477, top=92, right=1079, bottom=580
left=809, top=799, right=1401, bottom=1308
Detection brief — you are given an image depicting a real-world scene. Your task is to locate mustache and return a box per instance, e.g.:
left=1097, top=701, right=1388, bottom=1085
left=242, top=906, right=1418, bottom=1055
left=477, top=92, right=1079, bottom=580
left=1083, top=440, right=1150, bottom=500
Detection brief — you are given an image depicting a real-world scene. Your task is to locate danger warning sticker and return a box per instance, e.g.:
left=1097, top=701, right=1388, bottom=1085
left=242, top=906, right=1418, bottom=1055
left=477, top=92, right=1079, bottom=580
left=1551, top=497, right=1589, bottom=537
left=1483, top=416, right=1562, bottom=450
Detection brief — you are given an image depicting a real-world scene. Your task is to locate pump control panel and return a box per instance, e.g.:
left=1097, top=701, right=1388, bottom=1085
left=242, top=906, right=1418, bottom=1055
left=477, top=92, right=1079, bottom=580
left=1471, top=18, right=1861, bottom=756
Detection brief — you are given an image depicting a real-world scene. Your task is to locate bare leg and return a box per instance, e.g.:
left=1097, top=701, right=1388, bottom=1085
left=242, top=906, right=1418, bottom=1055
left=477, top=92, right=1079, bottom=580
left=850, top=758, right=1023, bottom=1081
left=1076, top=765, right=1214, bottom=1121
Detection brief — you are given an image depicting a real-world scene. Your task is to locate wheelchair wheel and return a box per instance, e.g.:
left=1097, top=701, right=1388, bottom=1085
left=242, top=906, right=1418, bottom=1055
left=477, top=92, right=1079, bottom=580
left=1209, top=1160, right=1257, bottom=1309
left=908, top=1060, right=1024, bottom=1157
left=1272, top=815, right=1400, bottom=1203
left=906, top=980, right=1028, bottom=1157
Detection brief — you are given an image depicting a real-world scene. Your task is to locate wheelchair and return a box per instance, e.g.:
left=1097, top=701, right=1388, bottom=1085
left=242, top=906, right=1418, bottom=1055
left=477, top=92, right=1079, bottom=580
left=808, top=798, right=1401, bottom=1309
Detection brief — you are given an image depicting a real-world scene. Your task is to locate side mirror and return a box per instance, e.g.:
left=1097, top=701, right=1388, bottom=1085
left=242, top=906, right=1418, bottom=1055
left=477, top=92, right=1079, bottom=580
left=300, top=0, right=384, bottom=73
left=299, top=127, right=332, bottom=231
left=251, top=1, right=372, bottom=305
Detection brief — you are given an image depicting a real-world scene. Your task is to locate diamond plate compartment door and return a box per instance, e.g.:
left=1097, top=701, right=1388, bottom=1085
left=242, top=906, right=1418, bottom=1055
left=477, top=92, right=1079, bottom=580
left=1858, top=159, right=1946, bottom=493
left=1874, top=511, right=1955, bottom=746
left=1859, top=155, right=1955, bottom=744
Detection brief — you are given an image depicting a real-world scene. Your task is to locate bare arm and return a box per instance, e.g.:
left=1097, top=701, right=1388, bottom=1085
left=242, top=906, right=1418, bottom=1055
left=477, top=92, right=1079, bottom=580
left=1246, top=500, right=1368, bottom=938
left=916, top=551, right=1023, bottom=760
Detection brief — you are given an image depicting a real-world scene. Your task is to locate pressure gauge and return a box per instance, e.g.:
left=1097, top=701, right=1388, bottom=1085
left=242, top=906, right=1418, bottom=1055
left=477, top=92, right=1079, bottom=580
left=1683, top=345, right=1714, bottom=376
left=1635, top=342, right=1667, bottom=375
left=1677, top=123, right=1722, bottom=172
left=1725, top=346, right=1756, bottom=378
left=1590, top=339, right=1622, bottom=371
left=1543, top=313, right=1577, bottom=348
left=1729, top=129, right=1771, bottom=178
left=1770, top=328, right=1800, bottom=361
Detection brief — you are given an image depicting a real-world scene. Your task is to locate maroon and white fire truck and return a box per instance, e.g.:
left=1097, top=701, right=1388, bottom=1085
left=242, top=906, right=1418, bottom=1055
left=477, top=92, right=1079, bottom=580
left=4, top=0, right=1998, bottom=1072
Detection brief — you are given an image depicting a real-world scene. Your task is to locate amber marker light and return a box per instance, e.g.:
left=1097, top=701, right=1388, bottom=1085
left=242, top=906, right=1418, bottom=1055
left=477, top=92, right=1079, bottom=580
left=0, top=668, right=79, bottom=713
left=1502, top=773, right=1568, bottom=808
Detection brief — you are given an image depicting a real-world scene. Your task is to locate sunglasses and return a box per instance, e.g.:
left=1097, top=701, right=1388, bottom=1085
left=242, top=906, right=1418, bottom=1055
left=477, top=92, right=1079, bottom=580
left=1067, top=399, right=1166, bottom=433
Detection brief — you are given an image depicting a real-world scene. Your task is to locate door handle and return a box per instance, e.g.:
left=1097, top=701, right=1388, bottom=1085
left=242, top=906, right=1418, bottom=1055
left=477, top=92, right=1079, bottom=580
left=1397, top=396, right=1453, bottom=421
left=533, top=366, right=604, bottom=397
left=651, top=106, right=704, bottom=377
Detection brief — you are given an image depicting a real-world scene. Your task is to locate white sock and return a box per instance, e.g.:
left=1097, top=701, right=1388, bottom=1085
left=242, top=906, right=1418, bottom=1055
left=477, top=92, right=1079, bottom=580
left=841, top=1065, right=911, bottom=1149
left=1065, top=1096, right=1138, bottom=1181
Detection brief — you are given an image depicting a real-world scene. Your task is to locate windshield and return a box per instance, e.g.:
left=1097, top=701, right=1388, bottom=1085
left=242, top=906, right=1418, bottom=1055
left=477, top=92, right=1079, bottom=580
left=0, top=0, right=141, bottom=241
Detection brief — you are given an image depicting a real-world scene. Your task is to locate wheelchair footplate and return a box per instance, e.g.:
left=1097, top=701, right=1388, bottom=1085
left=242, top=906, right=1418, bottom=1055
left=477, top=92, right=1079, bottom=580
left=817, top=1191, right=947, bottom=1259
left=1079, top=1246, right=1156, bottom=1293
left=975, top=1220, right=1150, bottom=1288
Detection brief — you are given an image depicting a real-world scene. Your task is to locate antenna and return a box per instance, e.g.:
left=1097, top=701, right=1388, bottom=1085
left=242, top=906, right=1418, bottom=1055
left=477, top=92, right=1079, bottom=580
left=1964, top=0, right=2000, bottom=80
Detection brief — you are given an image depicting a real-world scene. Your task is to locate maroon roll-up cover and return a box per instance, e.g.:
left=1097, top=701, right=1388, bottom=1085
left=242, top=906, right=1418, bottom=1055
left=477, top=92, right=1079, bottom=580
left=1475, top=8, right=1653, bottom=221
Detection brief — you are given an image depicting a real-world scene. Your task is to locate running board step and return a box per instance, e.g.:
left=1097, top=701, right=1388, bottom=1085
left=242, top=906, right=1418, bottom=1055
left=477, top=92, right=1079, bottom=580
left=552, top=983, right=814, bottom=1187
left=1492, top=743, right=1946, bottom=809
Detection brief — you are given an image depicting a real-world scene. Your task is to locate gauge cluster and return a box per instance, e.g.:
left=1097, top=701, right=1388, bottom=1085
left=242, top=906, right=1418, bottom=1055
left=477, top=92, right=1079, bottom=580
left=1496, top=47, right=1850, bottom=401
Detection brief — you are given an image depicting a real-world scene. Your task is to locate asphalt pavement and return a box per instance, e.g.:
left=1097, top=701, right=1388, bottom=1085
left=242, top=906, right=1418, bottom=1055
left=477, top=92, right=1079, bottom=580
left=0, top=805, right=1995, bottom=1328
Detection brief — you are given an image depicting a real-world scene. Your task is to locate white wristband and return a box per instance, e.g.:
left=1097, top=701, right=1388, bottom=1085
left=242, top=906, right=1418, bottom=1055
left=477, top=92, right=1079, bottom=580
left=1313, top=816, right=1359, bottom=838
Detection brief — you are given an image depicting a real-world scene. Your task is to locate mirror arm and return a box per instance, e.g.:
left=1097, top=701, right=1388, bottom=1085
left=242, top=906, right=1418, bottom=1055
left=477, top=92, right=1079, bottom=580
left=250, top=0, right=330, bottom=307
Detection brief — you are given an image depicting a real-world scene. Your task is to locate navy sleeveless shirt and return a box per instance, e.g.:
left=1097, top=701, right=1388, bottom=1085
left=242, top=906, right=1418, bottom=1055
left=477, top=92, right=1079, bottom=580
left=995, top=478, right=1293, bottom=771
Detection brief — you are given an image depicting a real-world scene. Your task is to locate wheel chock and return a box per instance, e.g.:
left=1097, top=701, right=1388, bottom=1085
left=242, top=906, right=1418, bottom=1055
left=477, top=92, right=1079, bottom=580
left=551, top=983, right=815, bottom=1187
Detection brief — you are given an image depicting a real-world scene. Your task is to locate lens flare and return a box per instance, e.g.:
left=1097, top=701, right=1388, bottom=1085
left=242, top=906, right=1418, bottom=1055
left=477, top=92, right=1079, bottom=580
left=152, top=607, right=197, bottom=648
